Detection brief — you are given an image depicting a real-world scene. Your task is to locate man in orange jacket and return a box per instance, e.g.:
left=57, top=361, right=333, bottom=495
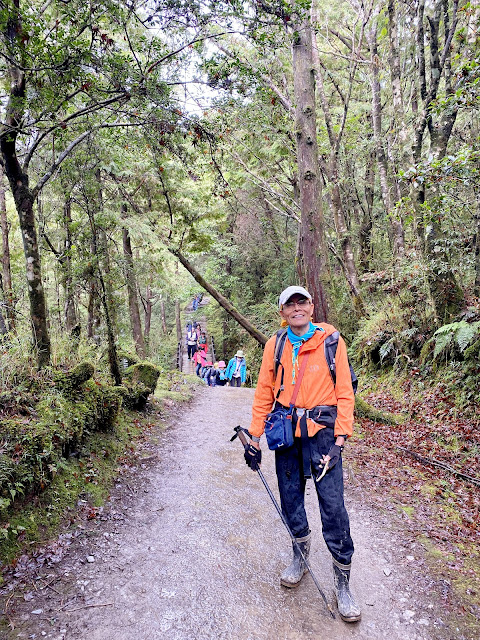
left=244, top=285, right=361, bottom=623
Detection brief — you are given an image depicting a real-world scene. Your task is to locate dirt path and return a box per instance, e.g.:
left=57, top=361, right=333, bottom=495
left=2, top=387, right=462, bottom=640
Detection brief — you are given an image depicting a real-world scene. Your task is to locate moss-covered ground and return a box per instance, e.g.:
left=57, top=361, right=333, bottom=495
left=0, top=370, right=202, bottom=575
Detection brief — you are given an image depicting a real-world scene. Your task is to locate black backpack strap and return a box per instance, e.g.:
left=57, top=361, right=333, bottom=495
left=324, top=331, right=339, bottom=386
left=324, top=330, right=358, bottom=394
left=274, top=329, right=288, bottom=377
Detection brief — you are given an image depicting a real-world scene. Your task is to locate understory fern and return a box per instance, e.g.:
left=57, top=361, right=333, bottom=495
left=430, top=321, right=480, bottom=359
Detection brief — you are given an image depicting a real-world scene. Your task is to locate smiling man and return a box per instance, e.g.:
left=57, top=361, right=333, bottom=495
left=244, top=285, right=361, bottom=623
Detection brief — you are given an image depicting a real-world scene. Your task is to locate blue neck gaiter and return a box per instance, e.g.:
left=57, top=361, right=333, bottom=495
left=287, top=322, right=317, bottom=384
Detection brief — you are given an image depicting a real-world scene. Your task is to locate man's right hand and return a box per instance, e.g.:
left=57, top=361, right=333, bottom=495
left=244, top=442, right=262, bottom=470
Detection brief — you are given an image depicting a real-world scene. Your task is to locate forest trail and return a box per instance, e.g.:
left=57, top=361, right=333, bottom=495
left=2, top=387, right=459, bottom=640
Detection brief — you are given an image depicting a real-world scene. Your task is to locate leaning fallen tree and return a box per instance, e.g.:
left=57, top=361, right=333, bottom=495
left=169, top=248, right=268, bottom=346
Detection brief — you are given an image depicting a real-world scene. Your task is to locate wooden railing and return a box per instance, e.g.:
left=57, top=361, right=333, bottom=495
left=176, top=341, right=183, bottom=371
left=210, top=335, right=216, bottom=363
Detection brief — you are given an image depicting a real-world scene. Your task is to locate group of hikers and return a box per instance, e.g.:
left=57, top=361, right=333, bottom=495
left=185, top=321, right=247, bottom=387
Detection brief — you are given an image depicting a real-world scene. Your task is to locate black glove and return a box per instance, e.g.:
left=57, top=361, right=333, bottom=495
left=244, top=443, right=262, bottom=470
left=324, top=444, right=343, bottom=470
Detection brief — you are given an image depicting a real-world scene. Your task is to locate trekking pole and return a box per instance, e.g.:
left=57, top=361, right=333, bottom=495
left=231, top=426, right=335, bottom=620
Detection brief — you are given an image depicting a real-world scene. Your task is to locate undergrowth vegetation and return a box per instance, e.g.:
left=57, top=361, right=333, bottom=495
left=0, top=331, right=195, bottom=568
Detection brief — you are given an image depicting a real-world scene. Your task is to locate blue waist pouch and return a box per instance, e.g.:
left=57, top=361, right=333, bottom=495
left=264, top=406, right=294, bottom=450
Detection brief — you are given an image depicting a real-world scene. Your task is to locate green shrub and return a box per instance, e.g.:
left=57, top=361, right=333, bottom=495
left=0, top=370, right=122, bottom=515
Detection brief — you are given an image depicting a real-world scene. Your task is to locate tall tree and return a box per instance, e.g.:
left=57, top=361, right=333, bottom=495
left=122, top=204, right=146, bottom=359
left=0, top=165, right=14, bottom=331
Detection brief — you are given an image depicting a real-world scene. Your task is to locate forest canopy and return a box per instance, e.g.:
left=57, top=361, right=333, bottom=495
left=0, top=0, right=479, bottom=388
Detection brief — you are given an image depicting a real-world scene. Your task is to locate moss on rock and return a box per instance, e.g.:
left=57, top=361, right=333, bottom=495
left=122, top=362, right=161, bottom=410
left=0, top=375, right=122, bottom=518
left=53, top=362, right=95, bottom=394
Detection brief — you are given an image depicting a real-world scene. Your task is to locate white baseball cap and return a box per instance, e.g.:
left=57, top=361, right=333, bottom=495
left=278, top=286, right=312, bottom=309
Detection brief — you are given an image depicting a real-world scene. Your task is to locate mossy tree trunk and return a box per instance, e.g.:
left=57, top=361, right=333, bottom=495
left=0, top=166, right=15, bottom=332
left=291, top=9, right=329, bottom=323
left=121, top=206, right=146, bottom=359
left=0, top=10, right=51, bottom=367
left=63, top=198, right=78, bottom=332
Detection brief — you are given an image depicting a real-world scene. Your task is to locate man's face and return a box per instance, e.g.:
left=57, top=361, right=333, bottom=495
left=279, top=294, right=314, bottom=330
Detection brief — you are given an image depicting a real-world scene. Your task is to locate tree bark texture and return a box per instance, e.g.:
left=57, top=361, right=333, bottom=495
left=368, top=24, right=405, bottom=258
left=175, top=299, right=182, bottom=343
left=1, top=1, right=51, bottom=366
left=291, top=14, right=329, bottom=322
left=62, top=198, right=78, bottom=332
left=122, top=221, right=146, bottom=359
left=0, top=166, right=15, bottom=330
left=170, top=248, right=268, bottom=346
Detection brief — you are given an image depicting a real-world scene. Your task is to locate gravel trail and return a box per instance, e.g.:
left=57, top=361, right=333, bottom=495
left=3, top=387, right=460, bottom=640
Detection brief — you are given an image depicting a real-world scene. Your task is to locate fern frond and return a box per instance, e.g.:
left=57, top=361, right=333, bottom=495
left=432, top=321, right=480, bottom=358
left=456, top=323, right=477, bottom=352
left=433, top=330, right=454, bottom=359
left=379, top=339, right=394, bottom=362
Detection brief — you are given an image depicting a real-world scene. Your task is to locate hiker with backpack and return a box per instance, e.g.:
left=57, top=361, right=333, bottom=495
left=243, top=286, right=361, bottom=623
left=186, top=324, right=198, bottom=360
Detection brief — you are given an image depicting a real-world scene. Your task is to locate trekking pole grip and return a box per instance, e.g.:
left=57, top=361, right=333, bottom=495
left=231, top=425, right=249, bottom=447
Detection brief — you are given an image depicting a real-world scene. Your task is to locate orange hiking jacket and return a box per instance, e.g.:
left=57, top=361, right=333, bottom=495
left=249, top=324, right=355, bottom=439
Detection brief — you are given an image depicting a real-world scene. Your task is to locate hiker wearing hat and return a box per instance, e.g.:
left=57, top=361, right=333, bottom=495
left=209, top=361, right=227, bottom=387
left=244, top=286, right=360, bottom=623
left=225, top=350, right=247, bottom=387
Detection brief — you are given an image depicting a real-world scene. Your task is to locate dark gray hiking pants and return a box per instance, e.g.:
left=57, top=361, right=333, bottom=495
left=274, top=426, right=354, bottom=566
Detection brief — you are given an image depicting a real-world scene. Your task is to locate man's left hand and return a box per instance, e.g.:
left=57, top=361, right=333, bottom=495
left=320, top=444, right=343, bottom=470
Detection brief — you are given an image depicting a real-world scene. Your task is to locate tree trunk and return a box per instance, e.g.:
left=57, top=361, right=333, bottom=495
left=0, top=1, right=51, bottom=367
left=368, top=24, right=405, bottom=258
left=63, top=198, right=78, bottom=332
left=330, top=173, right=367, bottom=315
left=3, top=173, right=51, bottom=366
left=311, top=5, right=366, bottom=316
left=359, top=147, right=375, bottom=272
left=170, top=248, right=268, bottom=345
left=0, top=306, right=7, bottom=337
left=144, top=284, right=153, bottom=346
left=175, top=299, right=182, bottom=343
left=122, top=217, right=146, bottom=359
left=87, top=274, right=100, bottom=340
left=0, top=165, right=15, bottom=331
left=418, top=0, right=463, bottom=321
left=291, top=13, right=329, bottom=322
left=160, top=299, right=168, bottom=335
left=87, top=207, right=121, bottom=385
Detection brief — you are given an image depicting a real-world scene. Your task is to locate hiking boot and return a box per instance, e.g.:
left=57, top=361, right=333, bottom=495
left=280, top=534, right=311, bottom=588
left=333, top=561, right=361, bottom=622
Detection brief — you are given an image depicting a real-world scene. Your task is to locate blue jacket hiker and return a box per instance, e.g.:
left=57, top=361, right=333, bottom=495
left=225, top=350, right=247, bottom=387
